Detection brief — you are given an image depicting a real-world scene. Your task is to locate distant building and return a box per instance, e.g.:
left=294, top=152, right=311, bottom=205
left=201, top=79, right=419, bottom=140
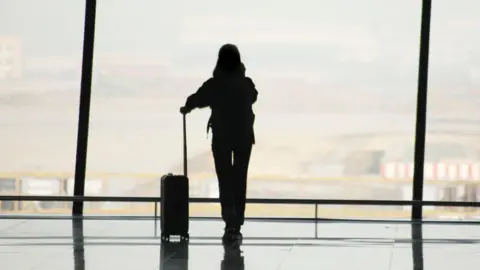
left=0, top=36, right=22, bottom=80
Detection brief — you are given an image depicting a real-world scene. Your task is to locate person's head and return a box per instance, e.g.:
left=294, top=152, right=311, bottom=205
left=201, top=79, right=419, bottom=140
left=215, top=43, right=242, bottom=73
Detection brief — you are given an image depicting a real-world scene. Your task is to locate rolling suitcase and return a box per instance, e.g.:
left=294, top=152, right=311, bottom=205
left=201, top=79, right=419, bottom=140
left=161, top=114, right=189, bottom=243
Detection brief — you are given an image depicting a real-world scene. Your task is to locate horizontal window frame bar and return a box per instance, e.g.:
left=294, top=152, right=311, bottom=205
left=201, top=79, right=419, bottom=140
left=0, top=195, right=479, bottom=207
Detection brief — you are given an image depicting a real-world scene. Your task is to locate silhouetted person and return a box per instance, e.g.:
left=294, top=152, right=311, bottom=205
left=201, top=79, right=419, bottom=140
left=180, top=44, right=258, bottom=241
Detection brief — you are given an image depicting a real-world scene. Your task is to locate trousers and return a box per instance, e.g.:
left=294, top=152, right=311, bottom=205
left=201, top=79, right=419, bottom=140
left=212, top=142, right=253, bottom=228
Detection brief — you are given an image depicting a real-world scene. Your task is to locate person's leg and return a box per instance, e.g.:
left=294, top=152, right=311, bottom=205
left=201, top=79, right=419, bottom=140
left=232, top=144, right=253, bottom=231
left=212, top=143, right=235, bottom=228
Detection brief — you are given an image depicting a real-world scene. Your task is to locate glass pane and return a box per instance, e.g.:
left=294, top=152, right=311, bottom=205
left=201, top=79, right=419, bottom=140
left=423, top=0, right=480, bottom=221
left=87, top=0, right=421, bottom=219
left=0, top=0, right=85, bottom=214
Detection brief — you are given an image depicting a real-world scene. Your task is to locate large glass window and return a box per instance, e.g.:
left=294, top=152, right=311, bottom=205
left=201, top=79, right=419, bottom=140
left=423, top=0, right=480, bottom=220
left=86, top=0, right=422, bottom=218
left=0, top=0, right=85, bottom=214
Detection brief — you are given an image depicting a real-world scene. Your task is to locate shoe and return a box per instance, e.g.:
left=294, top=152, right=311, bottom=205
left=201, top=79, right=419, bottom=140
left=232, top=225, right=242, bottom=237
left=222, top=227, right=236, bottom=242
left=234, top=228, right=243, bottom=243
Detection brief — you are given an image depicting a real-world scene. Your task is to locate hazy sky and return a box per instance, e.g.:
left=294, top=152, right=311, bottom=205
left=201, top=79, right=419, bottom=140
left=1, top=1, right=479, bottom=174
left=1, top=0, right=480, bottom=87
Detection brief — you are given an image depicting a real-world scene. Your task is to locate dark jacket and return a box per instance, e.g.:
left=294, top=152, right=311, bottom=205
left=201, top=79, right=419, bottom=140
left=184, top=64, right=258, bottom=146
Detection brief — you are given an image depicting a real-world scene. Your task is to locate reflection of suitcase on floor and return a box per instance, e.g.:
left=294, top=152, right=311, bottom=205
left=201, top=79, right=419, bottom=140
left=161, top=114, right=190, bottom=243
left=161, top=241, right=189, bottom=270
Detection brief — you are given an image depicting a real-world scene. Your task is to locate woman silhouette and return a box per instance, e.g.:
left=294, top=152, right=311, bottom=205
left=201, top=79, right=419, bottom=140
left=180, top=44, right=258, bottom=241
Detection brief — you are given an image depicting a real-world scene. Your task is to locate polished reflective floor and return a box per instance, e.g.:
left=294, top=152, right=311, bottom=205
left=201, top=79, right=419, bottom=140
left=0, top=216, right=479, bottom=270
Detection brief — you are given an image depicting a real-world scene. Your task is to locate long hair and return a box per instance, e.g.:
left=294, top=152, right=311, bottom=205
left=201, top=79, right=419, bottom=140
left=213, top=44, right=244, bottom=77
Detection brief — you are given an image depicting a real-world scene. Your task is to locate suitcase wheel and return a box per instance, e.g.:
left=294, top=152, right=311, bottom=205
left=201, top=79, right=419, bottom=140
left=180, top=234, right=189, bottom=242
left=161, top=234, right=170, bottom=243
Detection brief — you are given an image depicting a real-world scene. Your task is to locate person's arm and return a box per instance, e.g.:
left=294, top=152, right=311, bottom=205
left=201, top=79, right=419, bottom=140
left=184, top=78, right=214, bottom=112
left=246, top=77, right=258, bottom=104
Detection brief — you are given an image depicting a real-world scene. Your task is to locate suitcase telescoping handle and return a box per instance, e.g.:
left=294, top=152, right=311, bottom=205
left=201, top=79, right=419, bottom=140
left=182, top=113, right=188, bottom=177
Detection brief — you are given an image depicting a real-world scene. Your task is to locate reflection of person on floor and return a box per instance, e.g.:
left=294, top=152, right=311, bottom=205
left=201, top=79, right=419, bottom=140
left=221, top=242, right=245, bottom=270
left=180, top=44, right=258, bottom=241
